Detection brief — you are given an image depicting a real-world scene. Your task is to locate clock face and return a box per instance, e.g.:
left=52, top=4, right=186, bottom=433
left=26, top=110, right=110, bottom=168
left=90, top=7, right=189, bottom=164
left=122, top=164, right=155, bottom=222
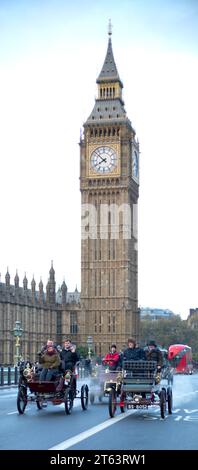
left=132, top=150, right=139, bottom=180
left=90, top=146, right=117, bottom=174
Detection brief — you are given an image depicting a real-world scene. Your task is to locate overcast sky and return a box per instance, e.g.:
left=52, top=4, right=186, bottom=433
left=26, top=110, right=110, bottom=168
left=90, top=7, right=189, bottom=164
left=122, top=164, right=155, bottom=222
left=0, top=0, right=198, bottom=318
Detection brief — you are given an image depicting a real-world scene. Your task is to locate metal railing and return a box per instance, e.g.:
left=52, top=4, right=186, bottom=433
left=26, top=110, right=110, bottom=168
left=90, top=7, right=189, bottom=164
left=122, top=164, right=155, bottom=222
left=0, top=366, right=19, bottom=386
left=0, top=365, right=89, bottom=386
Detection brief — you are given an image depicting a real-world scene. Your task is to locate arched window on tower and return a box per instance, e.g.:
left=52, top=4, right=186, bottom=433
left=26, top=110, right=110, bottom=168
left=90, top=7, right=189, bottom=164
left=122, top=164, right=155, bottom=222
left=99, top=271, right=101, bottom=296
left=95, top=312, right=97, bottom=332
left=112, top=313, right=116, bottom=333
left=112, top=270, right=115, bottom=295
left=94, top=238, right=97, bottom=260
left=70, top=312, right=78, bottom=334
left=112, top=239, right=115, bottom=260
left=108, top=312, right=111, bottom=333
left=95, top=271, right=97, bottom=297
left=99, top=312, right=102, bottom=333
left=99, top=238, right=101, bottom=260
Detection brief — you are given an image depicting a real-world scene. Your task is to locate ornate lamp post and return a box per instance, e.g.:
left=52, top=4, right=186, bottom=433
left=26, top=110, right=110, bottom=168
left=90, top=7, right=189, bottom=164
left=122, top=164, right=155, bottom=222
left=13, top=320, right=23, bottom=365
left=87, top=336, right=93, bottom=360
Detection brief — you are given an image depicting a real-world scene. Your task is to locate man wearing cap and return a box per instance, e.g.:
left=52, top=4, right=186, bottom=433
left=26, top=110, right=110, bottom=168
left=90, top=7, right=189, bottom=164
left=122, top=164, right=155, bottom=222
left=102, top=344, right=120, bottom=371
left=146, top=341, right=163, bottom=367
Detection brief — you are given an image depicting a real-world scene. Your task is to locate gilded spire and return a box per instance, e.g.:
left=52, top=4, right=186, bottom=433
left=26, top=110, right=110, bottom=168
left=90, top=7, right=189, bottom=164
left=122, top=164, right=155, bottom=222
left=97, top=22, right=122, bottom=85
left=108, top=19, right=112, bottom=36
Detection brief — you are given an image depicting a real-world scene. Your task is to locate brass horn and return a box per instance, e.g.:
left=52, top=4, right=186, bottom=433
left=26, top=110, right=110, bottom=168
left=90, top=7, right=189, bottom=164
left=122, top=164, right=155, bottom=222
left=23, top=364, right=33, bottom=379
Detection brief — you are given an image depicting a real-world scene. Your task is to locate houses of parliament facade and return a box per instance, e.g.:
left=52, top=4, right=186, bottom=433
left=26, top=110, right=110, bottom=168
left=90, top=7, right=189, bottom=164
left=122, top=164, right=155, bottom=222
left=0, top=26, right=140, bottom=364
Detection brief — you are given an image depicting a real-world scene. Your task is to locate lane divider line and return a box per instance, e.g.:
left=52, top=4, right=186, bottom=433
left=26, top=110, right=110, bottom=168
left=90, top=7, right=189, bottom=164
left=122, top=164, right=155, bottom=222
left=49, top=410, right=134, bottom=450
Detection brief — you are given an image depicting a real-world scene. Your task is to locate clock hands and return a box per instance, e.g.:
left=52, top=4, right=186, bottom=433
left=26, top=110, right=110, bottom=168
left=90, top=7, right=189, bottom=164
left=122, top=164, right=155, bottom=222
left=91, top=146, right=117, bottom=173
left=99, top=157, right=107, bottom=164
left=94, top=149, right=107, bottom=165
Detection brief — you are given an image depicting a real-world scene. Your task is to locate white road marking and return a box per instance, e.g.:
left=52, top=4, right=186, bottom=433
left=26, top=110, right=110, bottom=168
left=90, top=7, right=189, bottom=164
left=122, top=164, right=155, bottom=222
left=183, top=416, right=198, bottom=421
left=183, top=409, right=198, bottom=413
left=49, top=410, right=134, bottom=450
left=174, top=416, right=183, bottom=421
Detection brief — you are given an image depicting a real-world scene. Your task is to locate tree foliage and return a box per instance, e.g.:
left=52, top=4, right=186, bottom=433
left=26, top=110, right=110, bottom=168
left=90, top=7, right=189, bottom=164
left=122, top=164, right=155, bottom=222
left=140, top=316, right=198, bottom=357
left=76, top=345, right=88, bottom=359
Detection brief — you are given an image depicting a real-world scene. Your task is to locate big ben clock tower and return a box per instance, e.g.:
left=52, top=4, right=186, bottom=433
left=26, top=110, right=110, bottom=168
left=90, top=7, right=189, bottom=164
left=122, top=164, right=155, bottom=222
left=80, top=23, right=140, bottom=356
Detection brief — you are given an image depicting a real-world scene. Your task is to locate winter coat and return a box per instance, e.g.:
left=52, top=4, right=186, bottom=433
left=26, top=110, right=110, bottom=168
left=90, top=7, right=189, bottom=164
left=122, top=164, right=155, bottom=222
left=123, top=347, right=146, bottom=362
left=39, top=350, right=60, bottom=369
left=60, top=348, right=79, bottom=371
left=102, top=352, right=120, bottom=370
left=146, top=348, right=163, bottom=366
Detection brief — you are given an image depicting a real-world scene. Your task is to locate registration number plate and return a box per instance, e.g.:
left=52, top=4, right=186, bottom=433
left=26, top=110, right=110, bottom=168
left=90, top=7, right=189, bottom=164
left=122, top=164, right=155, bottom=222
left=127, top=404, right=148, bottom=409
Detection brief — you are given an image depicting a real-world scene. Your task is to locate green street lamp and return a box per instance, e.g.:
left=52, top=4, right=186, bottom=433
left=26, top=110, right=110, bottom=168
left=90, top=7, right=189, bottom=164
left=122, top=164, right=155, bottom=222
left=87, top=336, right=93, bottom=360
left=13, top=320, right=23, bottom=365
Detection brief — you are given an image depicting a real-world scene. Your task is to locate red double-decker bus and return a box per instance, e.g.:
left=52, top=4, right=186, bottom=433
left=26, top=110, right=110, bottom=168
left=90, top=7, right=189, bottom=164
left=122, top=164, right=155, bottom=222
left=168, top=344, right=193, bottom=374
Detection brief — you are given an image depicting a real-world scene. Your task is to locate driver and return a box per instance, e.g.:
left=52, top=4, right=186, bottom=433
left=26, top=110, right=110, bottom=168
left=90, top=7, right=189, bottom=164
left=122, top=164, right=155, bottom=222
left=102, top=344, right=120, bottom=371
left=39, top=341, right=60, bottom=381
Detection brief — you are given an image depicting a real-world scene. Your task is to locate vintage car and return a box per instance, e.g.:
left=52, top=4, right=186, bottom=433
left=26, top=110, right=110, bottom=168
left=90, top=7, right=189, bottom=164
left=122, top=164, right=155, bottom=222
left=90, top=364, right=122, bottom=404
left=17, top=361, right=89, bottom=415
left=108, top=360, right=173, bottom=419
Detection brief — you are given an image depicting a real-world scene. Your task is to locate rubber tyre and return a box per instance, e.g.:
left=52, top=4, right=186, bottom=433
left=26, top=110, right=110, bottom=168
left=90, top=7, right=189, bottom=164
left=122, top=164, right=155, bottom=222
left=64, top=387, right=73, bottom=415
left=160, top=389, right=166, bottom=419
left=17, top=388, right=27, bottom=414
left=108, top=388, right=116, bottom=418
left=81, top=384, right=89, bottom=410
left=167, top=387, right=173, bottom=414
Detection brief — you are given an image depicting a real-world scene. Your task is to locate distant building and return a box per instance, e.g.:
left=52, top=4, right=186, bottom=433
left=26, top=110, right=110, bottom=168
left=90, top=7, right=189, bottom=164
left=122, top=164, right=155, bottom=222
left=0, top=263, right=80, bottom=365
left=140, top=307, right=175, bottom=320
left=187, top=308, right=198, bottom=329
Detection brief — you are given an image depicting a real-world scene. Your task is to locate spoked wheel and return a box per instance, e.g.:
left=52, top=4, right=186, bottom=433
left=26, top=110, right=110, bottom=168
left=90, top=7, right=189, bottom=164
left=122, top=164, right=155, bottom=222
left=160, top=389, right=166, bottom=419
left=109, top=388, right=117, bottom=418
left=81, top=384, right=89, bottom=410
left=17, top=387, right=27, bottom=414
left=167, top=387, right=173, bottom=414
left=64, top=387, right=74, bottom=415
left=90, top=393, right=95, bottom=405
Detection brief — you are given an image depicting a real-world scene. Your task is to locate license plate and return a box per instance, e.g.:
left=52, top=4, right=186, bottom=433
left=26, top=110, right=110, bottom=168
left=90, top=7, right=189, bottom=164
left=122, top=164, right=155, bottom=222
left=127, top=404, right=148, bottom=409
